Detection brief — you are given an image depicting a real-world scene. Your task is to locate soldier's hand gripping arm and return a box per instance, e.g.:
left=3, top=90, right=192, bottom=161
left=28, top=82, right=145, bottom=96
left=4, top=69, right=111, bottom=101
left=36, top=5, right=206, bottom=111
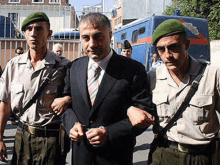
left=51, top=96, right=71, bottom=116
left=127, top=106, right=154, bottom=128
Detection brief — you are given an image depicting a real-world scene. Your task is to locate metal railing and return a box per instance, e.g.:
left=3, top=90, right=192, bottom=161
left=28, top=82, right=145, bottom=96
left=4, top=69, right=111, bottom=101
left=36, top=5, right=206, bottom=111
left=0, top=38, right=82, bottom=69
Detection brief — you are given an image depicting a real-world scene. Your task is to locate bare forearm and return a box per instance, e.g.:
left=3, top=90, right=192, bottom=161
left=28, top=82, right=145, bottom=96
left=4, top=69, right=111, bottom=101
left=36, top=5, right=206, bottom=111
left=0, top=102, right=11, bottom=141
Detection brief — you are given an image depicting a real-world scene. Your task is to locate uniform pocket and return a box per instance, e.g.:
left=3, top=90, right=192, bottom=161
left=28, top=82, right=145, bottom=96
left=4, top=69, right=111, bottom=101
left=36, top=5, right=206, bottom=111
left=11, top=83, right=24, bottom=110
left=188, top=95, right=213, bottom=124
left=152, top=93, right=169, bottom=120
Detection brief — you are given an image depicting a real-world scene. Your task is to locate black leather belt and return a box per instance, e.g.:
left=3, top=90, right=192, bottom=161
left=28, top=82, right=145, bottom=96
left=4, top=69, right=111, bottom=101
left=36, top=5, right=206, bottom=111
left=167, top=140, right=212, bottom=154
left=18, top=122, right=60, bottom=137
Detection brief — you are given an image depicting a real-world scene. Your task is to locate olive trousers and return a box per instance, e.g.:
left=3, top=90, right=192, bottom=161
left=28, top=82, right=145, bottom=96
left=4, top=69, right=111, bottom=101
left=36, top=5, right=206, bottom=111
left=150, top=146, right=212, bottom=165
left=11, top=127, right=67, bottom=165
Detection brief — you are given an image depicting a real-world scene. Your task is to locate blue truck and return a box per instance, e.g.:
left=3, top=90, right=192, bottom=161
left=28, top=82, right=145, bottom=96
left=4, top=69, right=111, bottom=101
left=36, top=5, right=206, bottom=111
left=51, top=30, right=80, bottom=40
left=0, top=15, right=23, bottom=38
left=112, top=14, right=210, bottom=71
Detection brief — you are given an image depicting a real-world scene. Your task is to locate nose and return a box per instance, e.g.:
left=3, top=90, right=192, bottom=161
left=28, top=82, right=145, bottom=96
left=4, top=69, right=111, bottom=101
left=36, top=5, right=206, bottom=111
left=89, top=38, right=97, bottom=48
left=164, top=48, right=173, bottom=59
left=30, top=28, right=37, bottom=37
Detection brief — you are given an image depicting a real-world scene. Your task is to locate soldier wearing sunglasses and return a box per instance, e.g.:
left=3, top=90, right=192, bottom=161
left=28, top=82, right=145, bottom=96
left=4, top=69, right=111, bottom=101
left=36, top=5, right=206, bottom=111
left=127, top=19, right=220, bottom=165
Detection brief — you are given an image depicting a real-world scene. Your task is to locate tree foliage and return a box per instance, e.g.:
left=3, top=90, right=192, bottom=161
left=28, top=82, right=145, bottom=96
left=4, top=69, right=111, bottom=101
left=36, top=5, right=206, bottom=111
left=164, top=0, right=220, bottom=41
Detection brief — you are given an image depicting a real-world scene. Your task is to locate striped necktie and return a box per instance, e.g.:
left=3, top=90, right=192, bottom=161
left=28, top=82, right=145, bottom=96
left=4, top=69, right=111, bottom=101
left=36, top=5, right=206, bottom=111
left=87, top=63, right=101, bottom=105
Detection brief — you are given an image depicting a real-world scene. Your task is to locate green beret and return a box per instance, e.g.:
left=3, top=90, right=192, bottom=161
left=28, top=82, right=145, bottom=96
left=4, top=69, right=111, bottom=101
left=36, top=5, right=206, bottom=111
left=21, top=12, right=49, bottom=31
left=121, top=40, right=132, bottom=49
left=152, top=19, right=186, bottom=46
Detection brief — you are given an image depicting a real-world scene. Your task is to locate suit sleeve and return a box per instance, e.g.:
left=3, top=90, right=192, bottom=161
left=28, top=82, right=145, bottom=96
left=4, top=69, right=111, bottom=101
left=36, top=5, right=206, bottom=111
left=60, top=108, right=76, bottom=135
left=60, top=62, right=78, bottom=134
left=62, top=61, right=72, bottom=97
left=106, top=62, right=155, bottom=142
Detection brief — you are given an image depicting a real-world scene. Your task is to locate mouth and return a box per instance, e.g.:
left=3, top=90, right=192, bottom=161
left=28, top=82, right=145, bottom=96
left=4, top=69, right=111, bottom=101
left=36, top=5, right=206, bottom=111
left=88, top=50, right=100, bottom=54
left=30, top=39, right=38, bottom=43
left=165, top=61, right=177, bottom=66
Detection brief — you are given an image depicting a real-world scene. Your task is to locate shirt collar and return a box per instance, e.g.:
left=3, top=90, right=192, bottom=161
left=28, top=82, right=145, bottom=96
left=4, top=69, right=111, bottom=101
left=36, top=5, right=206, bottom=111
left=88, top=49, right=113, bottom=70
left=18, top=49, right=61, bottom=65
left=187, top=55, right=202, bottom=76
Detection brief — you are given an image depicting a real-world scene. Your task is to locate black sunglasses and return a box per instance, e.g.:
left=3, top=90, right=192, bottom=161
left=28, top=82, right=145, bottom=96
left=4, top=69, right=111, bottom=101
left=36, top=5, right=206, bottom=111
left=157, top=43, right=181, bottom=53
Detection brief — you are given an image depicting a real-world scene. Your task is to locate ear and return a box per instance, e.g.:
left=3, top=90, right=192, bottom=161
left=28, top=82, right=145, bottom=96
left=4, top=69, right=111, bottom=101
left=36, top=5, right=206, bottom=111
left=185, top=39, right=190, bottom=51
left=109, top=31, right=112, bottom=39
left=47, top=30, right=53, bottom=39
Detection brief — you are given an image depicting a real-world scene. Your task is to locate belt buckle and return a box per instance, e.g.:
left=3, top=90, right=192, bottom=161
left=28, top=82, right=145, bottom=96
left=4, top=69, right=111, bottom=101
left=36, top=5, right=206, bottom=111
left=178, top=143, right=189, bottom=153
left=28, top=125, right=36, bottom=135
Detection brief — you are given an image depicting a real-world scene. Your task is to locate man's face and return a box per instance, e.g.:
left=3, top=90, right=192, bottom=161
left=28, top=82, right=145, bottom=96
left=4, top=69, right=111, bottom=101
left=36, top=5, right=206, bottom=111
left=79, top=22, right=112, bottom=62
left=156, top=34, right=190, bottom=72
left=24, top=22, right=52, bottom=51
left=54, top=47, right=63, bottom=56
left=152, top=53, right=158, bottom=62
left=121, top=48, right=132, bottom=58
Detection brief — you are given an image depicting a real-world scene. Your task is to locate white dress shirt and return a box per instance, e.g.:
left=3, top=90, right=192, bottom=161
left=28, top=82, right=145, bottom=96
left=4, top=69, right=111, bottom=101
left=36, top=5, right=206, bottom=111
left=87, top=49, right=113, bottom=85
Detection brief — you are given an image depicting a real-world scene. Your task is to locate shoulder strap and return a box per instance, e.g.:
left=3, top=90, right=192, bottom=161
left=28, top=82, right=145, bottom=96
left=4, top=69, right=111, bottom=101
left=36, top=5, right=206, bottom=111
left=158, top=63, right=207, bottom=137
left=18, top=61, right=59, bottom=118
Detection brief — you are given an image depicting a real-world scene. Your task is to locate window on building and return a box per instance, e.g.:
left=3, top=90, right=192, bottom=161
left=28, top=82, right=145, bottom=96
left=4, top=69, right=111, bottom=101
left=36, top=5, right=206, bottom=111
left=8, top=13, right=18, bottom=25
left=112, top=9, right=117, bottom=17
left=9, top=0, right=20, bottom=2
left=32, top=0, right=43, bottom=3
left=132, top=30, right=139, bottom=43
left=118, top=17, right=122, bottom=24
left=121, top=33, right=127, bottom=40
left=49, top=0, right=60, bottom=3
left=115, top=19, right=117, bottom=26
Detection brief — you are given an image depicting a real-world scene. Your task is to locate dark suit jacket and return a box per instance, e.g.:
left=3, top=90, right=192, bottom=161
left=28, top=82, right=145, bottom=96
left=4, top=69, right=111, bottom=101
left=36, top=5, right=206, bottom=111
left=61, top=51, right=153, bottom=165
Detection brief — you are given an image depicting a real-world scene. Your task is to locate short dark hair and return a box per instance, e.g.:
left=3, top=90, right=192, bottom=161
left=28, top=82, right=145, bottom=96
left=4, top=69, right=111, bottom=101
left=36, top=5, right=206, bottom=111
left=79, top=13, right=111, bottom=30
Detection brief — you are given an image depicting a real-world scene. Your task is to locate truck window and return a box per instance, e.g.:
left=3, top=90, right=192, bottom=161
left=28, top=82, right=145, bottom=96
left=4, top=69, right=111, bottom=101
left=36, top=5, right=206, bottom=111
left=139, top=27, right=145, bottom=35
left=121, top=33, right=127, bottom=40
left=132, top=30, right=138, bottom=43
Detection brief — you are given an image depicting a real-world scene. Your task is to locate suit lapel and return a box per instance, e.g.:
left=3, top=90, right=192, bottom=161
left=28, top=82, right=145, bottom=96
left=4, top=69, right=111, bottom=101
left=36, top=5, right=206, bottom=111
left=90, top=53, right=122, bottom=115
left=76, top=57, right=91, bottom=111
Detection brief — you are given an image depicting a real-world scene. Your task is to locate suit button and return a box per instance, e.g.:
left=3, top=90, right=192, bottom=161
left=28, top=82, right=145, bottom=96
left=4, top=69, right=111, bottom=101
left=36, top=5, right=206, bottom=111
left=89, top=121, right=94, bottom=124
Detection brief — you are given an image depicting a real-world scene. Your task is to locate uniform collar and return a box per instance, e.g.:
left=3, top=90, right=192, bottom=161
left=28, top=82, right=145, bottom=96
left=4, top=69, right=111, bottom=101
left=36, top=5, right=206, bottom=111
left=18, top=49, right=61, bottom=65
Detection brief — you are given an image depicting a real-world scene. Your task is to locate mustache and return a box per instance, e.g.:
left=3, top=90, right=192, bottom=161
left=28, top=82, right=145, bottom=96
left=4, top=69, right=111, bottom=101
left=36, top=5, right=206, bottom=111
left=87, top=48, right=99, bottom=52
left=165, top=57, right=177, bottom=63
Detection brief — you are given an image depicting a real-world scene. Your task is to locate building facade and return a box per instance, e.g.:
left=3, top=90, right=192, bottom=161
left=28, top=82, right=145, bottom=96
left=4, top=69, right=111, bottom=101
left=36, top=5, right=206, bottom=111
left=0, top=0, right=78, bottom=35
left=0, top=0, right=81, bottom=69
left=112, top=0, right=172, bottom=31
left=78, top=3, right=102, bottom=21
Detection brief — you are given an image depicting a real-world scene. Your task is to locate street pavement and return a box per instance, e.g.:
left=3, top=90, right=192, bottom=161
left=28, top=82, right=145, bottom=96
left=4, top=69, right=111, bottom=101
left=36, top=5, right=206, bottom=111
left=0, top=122, right=154, bottom=165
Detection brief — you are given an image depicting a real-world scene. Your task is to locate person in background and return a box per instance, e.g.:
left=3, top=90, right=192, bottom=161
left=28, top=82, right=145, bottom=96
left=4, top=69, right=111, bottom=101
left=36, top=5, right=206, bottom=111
left=59, top=12, right=154, bottom=165
left=0, top=12, right=70, bottom=164
left=151, top=52, right=162, bottom=70
left=127, top=19, right=220, bottom=165
left=15, top=47, right=24, bottom=56
left=121, top=40, right=132, bottom=58
left=53, top=43, right=63, bottom=56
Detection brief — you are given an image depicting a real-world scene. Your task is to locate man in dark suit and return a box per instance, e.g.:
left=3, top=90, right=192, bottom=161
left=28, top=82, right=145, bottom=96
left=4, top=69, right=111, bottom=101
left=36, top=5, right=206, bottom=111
left=60, top=12, right=154, bottom=165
